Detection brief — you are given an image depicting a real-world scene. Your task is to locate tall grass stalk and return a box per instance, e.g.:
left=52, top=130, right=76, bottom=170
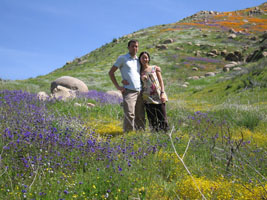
left=168, top=126, right=207, bottom=200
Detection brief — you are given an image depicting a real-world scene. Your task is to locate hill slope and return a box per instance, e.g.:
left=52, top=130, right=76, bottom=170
left=1, top=3, right=267, bottom=117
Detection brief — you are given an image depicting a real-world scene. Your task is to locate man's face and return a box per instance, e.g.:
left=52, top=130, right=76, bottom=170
left=128, top=42, right=138, bottom=56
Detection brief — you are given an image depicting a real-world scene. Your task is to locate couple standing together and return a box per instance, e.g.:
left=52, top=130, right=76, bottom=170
left=109, top=40, right=169, bottom=133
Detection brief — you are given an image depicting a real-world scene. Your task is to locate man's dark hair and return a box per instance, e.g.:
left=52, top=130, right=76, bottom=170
left=128, top=39, right=138, bottom=47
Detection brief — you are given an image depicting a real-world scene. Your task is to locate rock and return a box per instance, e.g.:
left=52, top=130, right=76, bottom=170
left=182, top=84, right=188, bottom=88
left=192, top=67, right=198, bottom=71
left=51, top=76, right=88, bottom=94
left=187, top=42, right=193, bottom=45
left=175, top=47, right=183, bottom=51
left=221, top=50, right=227, bottom=57
left=234, top=51, right=243, bottom=59
left=51, top=85, right=76, bottom=100
left=233, top=67, right=242, bottom=71
left=37, top=91, right=49, bottom=101
left=106, top=90, right=123, bottom=99
left=75, top=58, right=82, bottom=62
left=192, top=76, right=200, bottom=80
left=184, top=82, right=189, bottom=85
left=249, top=7, right=264, bottom=16
left=225, top=52, right=239, bottom=61
left=210, top=49, right=219, bottom=55
left=224, top=63, right=238, bottom=69
left=229, top=61, right=238, bottom=65
left=223, top=67, right=230, bottom=72
left=78, top=60, right=88, bottom=65
left=200, top=76, right=205, bottom=79
left=207, top=52, right=217, bottom=57
left=87, top=103, right=96, bottom=107
left=250, top=36, right=257, bottom=41
left=156, top=44, right=168, bottom=50
left=163, top=39, right=174, bottom=44
left=228, top=34, right=237, bottom=39
left=66, top=61, right=72, bottom=65
left=246, top=49, right=266, bottom=62
left=205, top=72, right=215, bottom=77
left=229, top=28, right=237, bottom=34
left=194, top=50, right=201, bottom=56
left=74, top=103, right=82, bottom=107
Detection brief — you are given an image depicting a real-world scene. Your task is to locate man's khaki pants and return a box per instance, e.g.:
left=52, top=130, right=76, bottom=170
left=123, top=89, right=145, bottom=132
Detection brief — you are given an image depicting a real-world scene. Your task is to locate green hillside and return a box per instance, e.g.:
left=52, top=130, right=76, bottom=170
left=1, top=2, right=267, bottom=121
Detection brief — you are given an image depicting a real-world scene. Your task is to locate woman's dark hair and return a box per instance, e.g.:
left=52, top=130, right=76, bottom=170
left=139, top=51, right=150, bottom=72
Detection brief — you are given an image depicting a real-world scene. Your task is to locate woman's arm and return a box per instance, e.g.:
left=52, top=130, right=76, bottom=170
left=155, top=66, right=167, bottom=103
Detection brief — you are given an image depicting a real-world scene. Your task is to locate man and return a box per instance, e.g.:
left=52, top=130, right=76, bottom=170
left=108, top=40, right=145, bottom=132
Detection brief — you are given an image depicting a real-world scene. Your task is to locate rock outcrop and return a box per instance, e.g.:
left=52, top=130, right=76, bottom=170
left=51, top=76, right=88, bottom=94
left=51, top=76, right=88, bottom=100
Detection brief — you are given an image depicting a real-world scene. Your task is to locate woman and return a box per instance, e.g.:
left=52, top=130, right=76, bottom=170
left=139, top=51, right=169, bottom=132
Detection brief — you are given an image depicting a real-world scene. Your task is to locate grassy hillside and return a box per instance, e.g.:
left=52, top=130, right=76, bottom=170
left=2, top=3, right=266, bottom=123
left=1, top=3, right=266, bottom=92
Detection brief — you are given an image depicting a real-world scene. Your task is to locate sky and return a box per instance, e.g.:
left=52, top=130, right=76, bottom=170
left=0, top=0, right=266, bottom=80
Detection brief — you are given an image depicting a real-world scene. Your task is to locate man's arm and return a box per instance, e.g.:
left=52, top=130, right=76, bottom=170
left=108, top=66, right=125, bottom=93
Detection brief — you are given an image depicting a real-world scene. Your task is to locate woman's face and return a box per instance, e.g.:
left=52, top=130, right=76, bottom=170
left=140, top=53, right=149, bottom=65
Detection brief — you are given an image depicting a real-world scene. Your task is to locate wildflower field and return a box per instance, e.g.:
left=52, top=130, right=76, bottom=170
left=0, top=87, right=266, bottom=200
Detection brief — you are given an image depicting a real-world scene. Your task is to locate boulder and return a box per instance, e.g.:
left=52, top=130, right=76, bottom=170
left=225, top=52, right=239, bottom=61
left=163, top=39, right=174, bottom=44
left=228, top=34, right=237, bottom=39
left=246, top=49, right=266, bottom=62
left=205, top=72, right=215, bottom=77
left=78, top=60, right=88, bottom=65
left=51, top=85, right=76, bottom=100
left=51, top=76, right=88, bottom=94
left=229, top=28, right=237, bottom=34
left=194, top=50, right=201, bottom=56
left=224, top=63, right=238, bottom=70
left=175, top=47, right=183, bottom=51
left=210, top=49, right=219, bottom=55
left=192, top=76, right=200, bottom=80
left=106, top=90, right=123, bottom=99
left=192, top=67, right=198, bottom=71
left=221, top=50, right=227, bottom=57
left=37, top=91, right=49, bottom=101
left=250, top=36, right=257, bottom=41
left=87, top=103, right=96, bottom=107
left=234, top=51, right=243, bottom=59
left=223, top=67, right=230, bottom=72
left=74, top=103, right=82, bottom=107
left=207, top=52, right=217, bottom=57
left=156, top=44, right=168, bottom=50
left=233, top=67, right=242, bottom=71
